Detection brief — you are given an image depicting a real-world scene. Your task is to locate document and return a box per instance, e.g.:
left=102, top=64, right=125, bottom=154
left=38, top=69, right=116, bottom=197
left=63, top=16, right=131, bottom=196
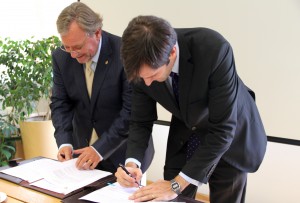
left=1, top=158, right=111, bottom=195
left=79, top=182, right=138, bottom=203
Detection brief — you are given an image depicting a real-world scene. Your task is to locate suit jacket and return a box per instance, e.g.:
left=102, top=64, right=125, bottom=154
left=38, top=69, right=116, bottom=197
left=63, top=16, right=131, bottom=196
left=50, top=31, right=154, bottom=172
left=126, top=28, right=267, bottom=183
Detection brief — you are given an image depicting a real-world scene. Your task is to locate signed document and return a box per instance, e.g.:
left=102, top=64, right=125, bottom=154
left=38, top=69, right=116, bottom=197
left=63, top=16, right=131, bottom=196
left=1, top=158, right=111, bottom=195
left=79, top=182, right=138, bottom=203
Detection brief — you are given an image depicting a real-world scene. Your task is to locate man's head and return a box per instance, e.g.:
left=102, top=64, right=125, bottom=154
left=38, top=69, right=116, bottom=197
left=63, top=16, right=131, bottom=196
left=121, top=15, right=177, bottom=85
left=56, top=2, right=103, bottom=63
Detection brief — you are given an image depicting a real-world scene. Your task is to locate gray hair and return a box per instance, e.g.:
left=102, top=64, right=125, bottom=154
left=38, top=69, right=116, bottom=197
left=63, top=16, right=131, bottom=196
left=56, top=2, right=103, bottom=35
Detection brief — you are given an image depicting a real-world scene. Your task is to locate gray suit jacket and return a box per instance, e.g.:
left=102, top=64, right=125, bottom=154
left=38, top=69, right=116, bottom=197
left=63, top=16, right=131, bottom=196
left=50, top=31, right=154, bottom=172
left=126, top=28, right=267, bottom=183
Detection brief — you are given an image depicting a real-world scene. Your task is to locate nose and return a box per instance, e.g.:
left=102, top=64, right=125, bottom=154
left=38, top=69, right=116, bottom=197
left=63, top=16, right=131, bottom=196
left=70, top=51, right=79, bottom=58
left=144, top=78, right=153, bottom=86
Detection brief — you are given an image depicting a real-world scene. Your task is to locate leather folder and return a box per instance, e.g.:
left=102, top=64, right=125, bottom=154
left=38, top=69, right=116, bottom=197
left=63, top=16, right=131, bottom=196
left=0, top=157, right=115, bottom=200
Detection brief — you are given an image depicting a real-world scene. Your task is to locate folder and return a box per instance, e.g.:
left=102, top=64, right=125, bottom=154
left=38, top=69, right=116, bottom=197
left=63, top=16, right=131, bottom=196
left=0, top=156, right=115, bottom=199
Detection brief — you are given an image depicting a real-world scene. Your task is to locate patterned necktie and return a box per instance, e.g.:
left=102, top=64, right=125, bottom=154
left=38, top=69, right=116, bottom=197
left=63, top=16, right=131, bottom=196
left=170, top=72, right=179, bottom=104
left=187, top=134, right=201, bottom=160
left=84, top=61, right=98, bottom=145
left=85, top=60, right=94, bottom=98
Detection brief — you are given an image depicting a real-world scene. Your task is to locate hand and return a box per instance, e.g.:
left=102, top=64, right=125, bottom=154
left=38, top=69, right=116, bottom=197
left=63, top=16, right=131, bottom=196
left=115, top=164, right=142, bottom=188
left=129, top=179, right=178, bottom=202
left=73, top=147, right=100, bottom=170
left=57, top=146, right=72, bottom=161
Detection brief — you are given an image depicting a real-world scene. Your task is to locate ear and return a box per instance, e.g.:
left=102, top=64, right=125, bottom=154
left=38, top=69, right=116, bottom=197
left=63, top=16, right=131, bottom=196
left=95, top=28, right=102, bottom=41
left=169, top=45, right=177, bottom=60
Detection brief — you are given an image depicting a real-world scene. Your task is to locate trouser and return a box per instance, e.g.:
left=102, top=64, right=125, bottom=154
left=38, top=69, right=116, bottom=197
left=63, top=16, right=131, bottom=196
left=208, top=158, right=247, bottom=203
left=181, top=159, right=247, bottom=203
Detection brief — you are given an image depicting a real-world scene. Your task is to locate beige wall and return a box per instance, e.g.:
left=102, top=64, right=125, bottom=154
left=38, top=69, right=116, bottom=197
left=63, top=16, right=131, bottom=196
left=82, top=0, right=300, bottom=140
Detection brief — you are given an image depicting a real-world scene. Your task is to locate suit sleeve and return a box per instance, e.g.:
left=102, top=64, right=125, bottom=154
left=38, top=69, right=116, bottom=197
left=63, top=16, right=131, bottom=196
left=125, top=83, right=157, bottom=163
left=182, top=42, right=239, bottom=183
left=91, top=69, right=132, bottom=160
left=50, top=51, right=75, bottom=147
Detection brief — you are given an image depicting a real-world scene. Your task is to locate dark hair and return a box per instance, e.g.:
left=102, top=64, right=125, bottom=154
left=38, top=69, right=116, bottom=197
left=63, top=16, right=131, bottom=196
left=121, top=15, right=177, bottom=82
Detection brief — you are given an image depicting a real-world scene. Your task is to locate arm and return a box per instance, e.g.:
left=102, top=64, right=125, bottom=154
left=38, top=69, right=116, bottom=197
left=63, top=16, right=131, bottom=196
left=91, top=68, right=132, bottom=159
left=125, top=83, right=157, bottom=163
left=182, top=41, right=238, bottom=183
left=50, top=51, right=75, bottom=150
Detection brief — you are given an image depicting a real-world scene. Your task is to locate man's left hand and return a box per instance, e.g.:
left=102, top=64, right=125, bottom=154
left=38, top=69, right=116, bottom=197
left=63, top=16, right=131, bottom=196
left=129, top=179, right=178, bottom=202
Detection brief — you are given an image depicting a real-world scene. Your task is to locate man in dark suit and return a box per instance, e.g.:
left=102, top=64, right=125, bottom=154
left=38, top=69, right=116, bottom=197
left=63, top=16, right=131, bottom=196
left=50, top=3, right=154, bottom=173
left=115, top=15, right=267, bottom=203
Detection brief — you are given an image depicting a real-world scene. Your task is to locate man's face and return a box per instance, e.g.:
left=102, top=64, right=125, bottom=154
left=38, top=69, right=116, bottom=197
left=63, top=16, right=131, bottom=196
left=139, top=46, right=177, bottom=86
left=60, top=21, right=101, bottom=64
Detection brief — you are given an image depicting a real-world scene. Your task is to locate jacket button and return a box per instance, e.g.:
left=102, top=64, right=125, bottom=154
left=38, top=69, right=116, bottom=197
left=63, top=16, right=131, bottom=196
left=192, top=126, right=197, bottom=131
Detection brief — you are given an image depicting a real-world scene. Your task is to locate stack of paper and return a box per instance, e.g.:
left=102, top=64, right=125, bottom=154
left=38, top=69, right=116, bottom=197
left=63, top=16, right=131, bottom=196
left=1, top=158, right=111, bottom=195
left=80, top=182, right=138, bottom=203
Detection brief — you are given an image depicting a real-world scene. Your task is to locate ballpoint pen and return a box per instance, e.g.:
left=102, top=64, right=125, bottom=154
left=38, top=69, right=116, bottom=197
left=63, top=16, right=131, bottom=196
left=119, top=163, right=143, bottom=188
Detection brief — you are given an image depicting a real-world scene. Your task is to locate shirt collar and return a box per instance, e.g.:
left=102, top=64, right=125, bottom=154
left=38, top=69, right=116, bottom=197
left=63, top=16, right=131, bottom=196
left=171, top=42, right=180, bottom=75
left=91, top=36, right=102, bottom=64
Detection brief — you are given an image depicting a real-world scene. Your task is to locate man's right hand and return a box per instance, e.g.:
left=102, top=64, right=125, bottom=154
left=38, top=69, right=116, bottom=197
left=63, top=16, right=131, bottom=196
left=115, top=163, right=143, bottom=188
left=57, top=146, right=72, bottom=161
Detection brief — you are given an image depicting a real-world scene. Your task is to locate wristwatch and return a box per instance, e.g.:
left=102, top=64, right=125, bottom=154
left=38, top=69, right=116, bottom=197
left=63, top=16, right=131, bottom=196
left=170, top=179, right=181, bottom=195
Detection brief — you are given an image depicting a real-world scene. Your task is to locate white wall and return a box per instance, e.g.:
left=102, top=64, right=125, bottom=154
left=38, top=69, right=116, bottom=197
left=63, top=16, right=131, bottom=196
left=0, top=0, right=75, bottom=114
left=82, top=0, right=300, bottom=141
left=0, top=0, right=74, bottom=40
left=148, top=124, right=300, bottom=203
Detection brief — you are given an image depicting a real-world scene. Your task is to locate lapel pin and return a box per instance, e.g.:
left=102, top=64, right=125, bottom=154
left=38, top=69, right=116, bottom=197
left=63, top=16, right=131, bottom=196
left=105, top=60, right=108, bottom=65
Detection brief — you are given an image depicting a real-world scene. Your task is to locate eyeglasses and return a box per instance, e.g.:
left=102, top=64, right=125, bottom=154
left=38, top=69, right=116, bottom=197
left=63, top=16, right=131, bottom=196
left=60, top=34, right=89, bottom=57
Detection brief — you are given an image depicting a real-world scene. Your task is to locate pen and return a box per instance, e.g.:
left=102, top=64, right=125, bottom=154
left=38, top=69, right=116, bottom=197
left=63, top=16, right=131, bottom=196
left=119, top=163, right=143, bottom=188
left=60, top=153, right=65, bottom=158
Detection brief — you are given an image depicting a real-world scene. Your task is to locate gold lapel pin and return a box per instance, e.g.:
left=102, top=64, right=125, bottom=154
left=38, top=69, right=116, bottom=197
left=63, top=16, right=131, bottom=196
left=105, top=60, right=108, bottom=65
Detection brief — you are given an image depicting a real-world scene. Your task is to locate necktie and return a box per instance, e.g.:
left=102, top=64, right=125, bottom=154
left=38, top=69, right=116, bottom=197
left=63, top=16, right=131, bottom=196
left=84, top=61, right=98, bottom=145
left=85, top=60, right=94, bottom=98
left=187, top=133, right=201, bottom=160
left=170, top=72, right=179, bottom=104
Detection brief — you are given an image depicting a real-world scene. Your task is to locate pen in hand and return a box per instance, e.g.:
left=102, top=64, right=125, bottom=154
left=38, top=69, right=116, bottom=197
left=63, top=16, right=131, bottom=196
left=119, top=163, right=143, bottom=188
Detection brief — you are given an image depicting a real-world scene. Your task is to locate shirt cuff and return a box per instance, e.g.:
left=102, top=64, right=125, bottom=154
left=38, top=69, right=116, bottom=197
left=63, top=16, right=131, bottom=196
left=125, top=158, right=141, bottom=168
left=90, top=146, right=103, bottom=161
left=179, top=172, right=203, bottom=187
left=59, top=144, right=73, bottom=152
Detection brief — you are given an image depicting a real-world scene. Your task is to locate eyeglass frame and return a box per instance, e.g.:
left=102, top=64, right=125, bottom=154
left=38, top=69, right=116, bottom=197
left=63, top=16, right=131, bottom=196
left=60, top=33, right=90, bottom=56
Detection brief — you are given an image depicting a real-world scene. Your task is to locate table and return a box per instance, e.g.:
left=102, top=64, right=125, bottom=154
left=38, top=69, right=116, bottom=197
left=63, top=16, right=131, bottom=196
left=0, top=178, right=60, bottom=203
left=0, top=157, right=203, bottom=203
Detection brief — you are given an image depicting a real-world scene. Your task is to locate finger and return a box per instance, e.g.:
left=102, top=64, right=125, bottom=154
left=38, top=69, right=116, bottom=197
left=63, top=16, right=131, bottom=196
left=89, top=161, right=97, bottom=170
left=83, top=160, right=93, bottom=170
left=129, top=190, right=155, bottom=202
left=57, top=152, right=64, bottom=161
left=73, top=149, right=83, bottom=154
left=75, top=154, right=88, bottom=169
left=115, top=168, right=137, bottom=187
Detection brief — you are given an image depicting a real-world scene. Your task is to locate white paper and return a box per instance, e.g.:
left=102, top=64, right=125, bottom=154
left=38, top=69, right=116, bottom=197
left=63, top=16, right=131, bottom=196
left=79, top=182, right=138, bottom=203
left=1, top=158, right=61, bottom=183
left=1, top=158, right=111, bottom=195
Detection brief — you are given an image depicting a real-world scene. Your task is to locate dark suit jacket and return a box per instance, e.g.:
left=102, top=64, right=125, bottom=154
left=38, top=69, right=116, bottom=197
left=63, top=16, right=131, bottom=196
left=126, top=28, right=267, bottom=183
left=50, top=31, right=154, bottom=172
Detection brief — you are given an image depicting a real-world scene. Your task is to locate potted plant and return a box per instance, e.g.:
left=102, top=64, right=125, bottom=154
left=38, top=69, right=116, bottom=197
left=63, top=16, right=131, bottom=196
left=0, top=36, right=61, bottom=160
left=0, top=113, right=18, bottom=166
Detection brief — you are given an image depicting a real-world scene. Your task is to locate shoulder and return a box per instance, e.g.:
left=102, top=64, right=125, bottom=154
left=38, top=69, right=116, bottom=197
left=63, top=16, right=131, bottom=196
left=175, top=27, right=230, bottom=49
left=102, top=30, right=121, bottom=43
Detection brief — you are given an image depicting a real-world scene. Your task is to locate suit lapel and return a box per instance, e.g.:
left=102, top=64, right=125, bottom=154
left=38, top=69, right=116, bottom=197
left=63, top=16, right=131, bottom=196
left=177, top=32, right=194, bottom=124
left=90, top=32, right=111, bottom=111
left=73, top=60, right=91, bottom=109
left=149, top=81, right=181, bottom=119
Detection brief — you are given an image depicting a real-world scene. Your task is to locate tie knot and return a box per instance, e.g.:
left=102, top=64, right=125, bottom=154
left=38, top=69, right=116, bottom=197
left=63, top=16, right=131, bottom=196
left=86, top=60, right=93, bottom=69
left=170, top=71, right=177, bottom=77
